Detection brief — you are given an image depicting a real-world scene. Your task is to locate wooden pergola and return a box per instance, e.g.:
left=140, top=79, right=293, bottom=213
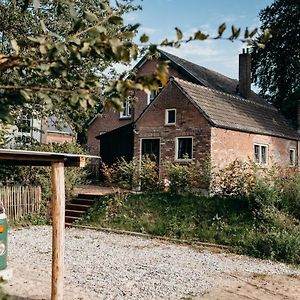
left=0, top=148, right=99, bottom=300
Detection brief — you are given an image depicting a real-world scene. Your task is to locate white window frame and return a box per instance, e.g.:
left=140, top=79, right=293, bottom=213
left=254, top=143, right=269, bottom=165
left=119, top=101, right=132, bottom=119
left=165, top=109, right=176, bottom=125
left=289, top=148, right=296, bottom=166
left=175, top=137, right=193, bottom=161
left=147, top=85, right=163, bottom=105
left=18, top=114, right=32, bottom=135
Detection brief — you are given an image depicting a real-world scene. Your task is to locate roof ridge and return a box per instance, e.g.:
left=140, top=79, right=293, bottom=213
left=171, top=76, right=276, bottom=111
left=160, top=49, right=235, bottom=79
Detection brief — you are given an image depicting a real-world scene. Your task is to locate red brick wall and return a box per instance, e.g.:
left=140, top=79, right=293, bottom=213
left=46, top=132, right=74, bottom=144
left=87, top=57, right=186, bottom=155
left=134, top=80, right=212, bottom=178
left=211, top=127, right=298, bottom=169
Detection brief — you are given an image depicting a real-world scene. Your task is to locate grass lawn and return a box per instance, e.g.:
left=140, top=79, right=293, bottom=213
left=79, top=192, right=300, bottom=265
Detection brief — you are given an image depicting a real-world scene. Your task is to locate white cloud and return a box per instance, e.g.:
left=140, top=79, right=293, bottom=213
left=164, top=41, right=221, bottom=60
left=123, top=13, right=139, bottom=23
left=139, top=26, right=157, bottom=34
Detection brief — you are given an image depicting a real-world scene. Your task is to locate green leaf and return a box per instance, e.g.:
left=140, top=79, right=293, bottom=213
left=33, top=0, right=40, bottom=9
left=249, top=28, right=258, bottom=38
left=20, top=90, right=30, bottom=101
left=175, top=27, right=183, bottom=40
left=231, top=26, right=241, bottom=39
left=11, top=40, right=19, bottom=55
left=108, top=16, right=123, bottom=25
left=218, top=23, right=226, bottom=37
left=40, top=20, right=48, bottom=34
left=244, top=27, right=249, bottom=39
left=84, top=11, right=98, bottom=23
left=194, top=31, right=209, bottom=40
left=140, top=34, right=149, bottom=43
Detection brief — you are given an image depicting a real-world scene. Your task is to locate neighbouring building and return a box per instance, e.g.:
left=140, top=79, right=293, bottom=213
left=5, top=116, right=75, bottom=148
left=89, top=49, right=299, bottom=177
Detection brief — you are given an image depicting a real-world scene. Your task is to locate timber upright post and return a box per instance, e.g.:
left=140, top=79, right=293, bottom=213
left=51, top=161, right=65, bottom=300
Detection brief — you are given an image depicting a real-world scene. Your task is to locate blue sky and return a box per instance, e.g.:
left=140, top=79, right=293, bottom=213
left=123, top=0, right=273, bottom=80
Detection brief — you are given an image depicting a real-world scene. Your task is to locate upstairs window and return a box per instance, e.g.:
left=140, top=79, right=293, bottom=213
left=18, top=115, right=32, bottom=134
left=120, top=101, right=132, bottom=119
left=254, top=144, right=268, bottom=165
left=176, top=137, right=193, bottom=160
left=147, top=85, right=163, bottom=105
left=165, top=109, right=176, bottom=125
left=290, top=149, right=296, bottom=166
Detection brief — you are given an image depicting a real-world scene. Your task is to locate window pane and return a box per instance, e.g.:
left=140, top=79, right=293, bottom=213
left=178, top=138, right=192, bottom=159
left=261, top=146, right=267, bottom=164
left=290, top=149, right=295, bottom=165
left=168, top=110, right=175, bottom=124
left=254, top=145, right=260, bottom=163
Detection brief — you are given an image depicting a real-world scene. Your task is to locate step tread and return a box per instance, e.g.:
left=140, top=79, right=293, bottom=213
left=65, top=209, right=85, bottom=214
left=66, top=204, right=91, bottom=208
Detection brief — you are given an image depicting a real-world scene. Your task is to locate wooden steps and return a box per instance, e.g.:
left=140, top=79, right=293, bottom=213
left=65, top=194, right=97, bottom=227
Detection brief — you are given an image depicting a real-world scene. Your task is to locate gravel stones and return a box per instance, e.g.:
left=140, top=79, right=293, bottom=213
left=5, top=226, right=298, bottom=300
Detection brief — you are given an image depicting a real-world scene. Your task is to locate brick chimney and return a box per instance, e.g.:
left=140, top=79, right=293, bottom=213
left=298, top=100, right=300, bottom=135
left=239, top=48, right=251, bottom=99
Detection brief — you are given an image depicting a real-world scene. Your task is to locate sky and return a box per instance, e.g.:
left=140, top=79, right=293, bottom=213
left=123, top=0, right=273, bottom=80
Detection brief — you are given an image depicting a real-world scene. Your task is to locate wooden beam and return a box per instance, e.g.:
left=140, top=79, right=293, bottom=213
left=51, top=161, right=65, bottom=300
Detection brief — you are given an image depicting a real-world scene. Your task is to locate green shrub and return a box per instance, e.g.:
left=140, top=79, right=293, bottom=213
left=166, top=160, right=212, bottom=194
left=239, top=225, right=300, bottom=264
left=213, top=160, right=254, bottom=198
left=140, top=156, right=160, bottom=192
left=278, top=169, right=300, bottom=219
left=108, top=157, right=139, bottom=189
left=166, top=162, right=192, bottom=194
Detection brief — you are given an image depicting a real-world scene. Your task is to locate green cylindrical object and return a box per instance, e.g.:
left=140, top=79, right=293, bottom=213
left=0, top=213, right=7, bottom=270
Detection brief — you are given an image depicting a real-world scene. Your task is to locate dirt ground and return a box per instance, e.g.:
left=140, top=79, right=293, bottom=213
left=200, top=273, right=300, bottom=300
left=6, top=271, right=300, bottom=300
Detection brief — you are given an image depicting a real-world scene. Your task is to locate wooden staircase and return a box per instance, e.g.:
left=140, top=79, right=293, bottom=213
left=65, top=194, right=96, bottom=227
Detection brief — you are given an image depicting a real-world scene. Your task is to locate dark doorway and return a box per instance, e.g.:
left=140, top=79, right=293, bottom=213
left=141, top=139, right=160, bottom=164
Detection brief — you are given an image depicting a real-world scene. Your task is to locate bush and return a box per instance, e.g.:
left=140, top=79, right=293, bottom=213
left=106, top=157, right=139, bottom=190
left=239, top=225, right=300, bottom=264
left=213, top=160, right=254, bottom=198
left=103, top=156, right=160, bottom=191
left=278, top=169, right=300, bottom=219
left=140, top=156, right=160, bottom=192
left=166, top=160, right=212, bottom=194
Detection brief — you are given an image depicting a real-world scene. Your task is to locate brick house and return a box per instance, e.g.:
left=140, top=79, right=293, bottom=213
left=90, top=50, right=299, bottom=176
left=134, top=77, right=298, bottom=176
left=88, top=49, right=266, bottom=155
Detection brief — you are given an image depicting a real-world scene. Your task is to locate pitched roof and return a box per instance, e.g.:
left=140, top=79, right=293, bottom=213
left=158, top=50, right=266, bottom=105
left=172, top=77, right=298, bottom=140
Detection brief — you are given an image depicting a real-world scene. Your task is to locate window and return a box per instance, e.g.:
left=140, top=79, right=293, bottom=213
left=19, top=115, right=31, bottom=134
left=290, top=149, right=296, bottom=166
left=165, top=109, right=176, bottom=125
left=147, top=85, right=163, bottom=105
left=176, top=137, right=193, bottom=160
left=254, top=144, right=268, bottom=165
left=120, top=101, right=132, bottom=118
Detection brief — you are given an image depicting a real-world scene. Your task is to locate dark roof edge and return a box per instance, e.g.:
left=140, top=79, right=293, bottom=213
left=95, top=122, right=134, bottom=139
left=212, top=124, right=299, bottom=141
left=173, top=77, right=277, bottom=111
left=157, top=50, right=207, bottom=86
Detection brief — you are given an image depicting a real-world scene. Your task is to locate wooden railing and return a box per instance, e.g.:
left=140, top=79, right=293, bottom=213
left=0, top=185, right=42, bottom=221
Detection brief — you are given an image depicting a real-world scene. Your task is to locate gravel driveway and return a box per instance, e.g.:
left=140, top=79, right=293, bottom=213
left=4, top=226, right=299, bottom=300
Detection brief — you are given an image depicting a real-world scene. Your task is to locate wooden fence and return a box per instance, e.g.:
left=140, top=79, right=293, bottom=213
left=0, top=185, right=42, bottom=221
